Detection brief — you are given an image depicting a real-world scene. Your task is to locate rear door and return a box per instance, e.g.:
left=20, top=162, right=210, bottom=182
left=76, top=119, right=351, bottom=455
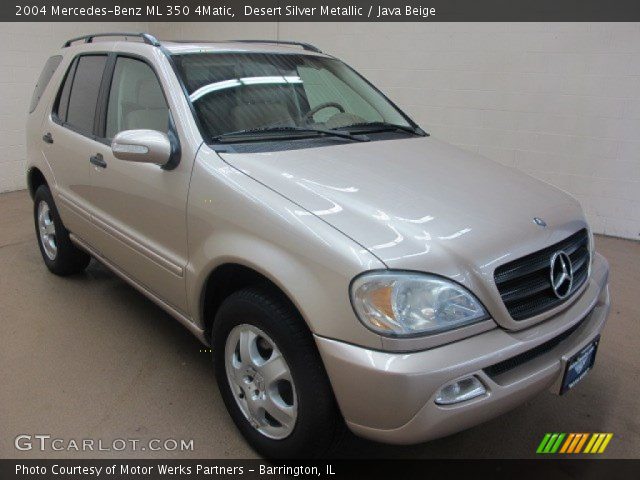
left=44, top=54, right=109, bottom=247
left=86, top=54, right=190, bottom=314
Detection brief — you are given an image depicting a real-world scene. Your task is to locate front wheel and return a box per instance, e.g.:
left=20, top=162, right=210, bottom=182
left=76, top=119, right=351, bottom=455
left=212, top=286, right=344, bottom=458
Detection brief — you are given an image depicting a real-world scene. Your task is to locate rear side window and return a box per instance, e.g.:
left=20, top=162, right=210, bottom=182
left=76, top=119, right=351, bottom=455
left=65, top=55, right=107, bottom=136
left=29, top=55, right=62, bottom=113
left=55, top=58, right=77, bottom=123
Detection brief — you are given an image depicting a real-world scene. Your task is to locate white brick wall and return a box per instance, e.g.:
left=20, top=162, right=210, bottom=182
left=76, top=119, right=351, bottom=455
left=2, top=22, right=639, bottom=240
left=0, top=22, right=148, bottom=193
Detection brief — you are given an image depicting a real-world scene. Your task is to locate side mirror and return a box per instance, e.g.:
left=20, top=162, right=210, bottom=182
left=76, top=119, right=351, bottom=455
left=111, top=130, right=171, bottom=166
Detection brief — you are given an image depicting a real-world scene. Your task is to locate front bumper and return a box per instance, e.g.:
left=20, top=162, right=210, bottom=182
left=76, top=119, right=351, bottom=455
left=315, top=253, right=610, bottom=445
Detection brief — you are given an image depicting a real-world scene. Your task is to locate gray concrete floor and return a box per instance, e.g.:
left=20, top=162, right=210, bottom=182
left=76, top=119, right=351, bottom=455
left=1, top=189, right=639, bottom=459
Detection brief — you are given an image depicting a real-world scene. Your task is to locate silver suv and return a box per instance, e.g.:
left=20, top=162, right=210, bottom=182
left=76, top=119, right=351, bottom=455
left=26, top=33, right=610, bottom=458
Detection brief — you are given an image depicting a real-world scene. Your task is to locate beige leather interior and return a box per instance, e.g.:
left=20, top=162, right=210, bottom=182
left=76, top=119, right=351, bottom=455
left=230, top=85, right=295, bottom=131
left=231, top=102, right=294, bottom=131
left=124, top=78, right=169, bottom=132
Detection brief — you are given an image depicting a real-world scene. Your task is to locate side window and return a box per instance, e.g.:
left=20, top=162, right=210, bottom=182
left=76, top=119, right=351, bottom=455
left=29, top=55, right=62, bottom=113
left=65, top=55, right=108, bottom=136
left=105, top=57, right=169, bottom=139
left=55, top=58, right=77, bottom=123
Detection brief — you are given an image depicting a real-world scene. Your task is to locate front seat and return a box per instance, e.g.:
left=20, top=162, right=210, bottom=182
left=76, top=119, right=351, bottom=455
left=231, top=86, right=295, bottom=131
left=124, top=79, right=169, bottom=133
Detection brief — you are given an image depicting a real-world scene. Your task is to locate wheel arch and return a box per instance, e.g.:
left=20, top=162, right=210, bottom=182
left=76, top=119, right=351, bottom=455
left=27, top=167, right=49, bottom=199
left=200, top=262, right=310, bottom=343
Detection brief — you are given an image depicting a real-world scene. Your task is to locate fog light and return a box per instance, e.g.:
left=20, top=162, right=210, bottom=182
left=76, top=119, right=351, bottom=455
left=435, top=376, right=486, bottom=405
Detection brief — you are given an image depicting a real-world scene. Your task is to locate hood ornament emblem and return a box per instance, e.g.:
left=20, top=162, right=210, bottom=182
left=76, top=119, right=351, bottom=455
left=550, top=251, right=574, bottom=299
left=533, top=217, right=547, bottom=227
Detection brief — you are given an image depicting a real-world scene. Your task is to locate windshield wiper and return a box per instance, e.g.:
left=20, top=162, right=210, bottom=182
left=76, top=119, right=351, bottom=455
left=339, top=122, right=427, bottom=136
left=212, top=126, right=369, bottom=143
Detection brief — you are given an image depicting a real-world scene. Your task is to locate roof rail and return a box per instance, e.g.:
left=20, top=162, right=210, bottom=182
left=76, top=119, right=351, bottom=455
left=231, top=40, right=323, bottom=53
left=62, top=33, right=160, bottom=48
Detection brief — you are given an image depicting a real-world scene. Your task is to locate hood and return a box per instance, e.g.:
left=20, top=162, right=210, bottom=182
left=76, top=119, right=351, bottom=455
left=220, top=137, right=588, bottom=327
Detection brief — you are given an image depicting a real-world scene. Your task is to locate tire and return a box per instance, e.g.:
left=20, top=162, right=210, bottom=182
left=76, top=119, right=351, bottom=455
left=33, top=185, right=91, bottom=276
left=212, top=286, right=344, bottom=459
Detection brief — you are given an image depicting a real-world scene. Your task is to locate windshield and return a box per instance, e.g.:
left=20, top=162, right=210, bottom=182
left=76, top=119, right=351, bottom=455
left=171, top=52, right=416, bottom=142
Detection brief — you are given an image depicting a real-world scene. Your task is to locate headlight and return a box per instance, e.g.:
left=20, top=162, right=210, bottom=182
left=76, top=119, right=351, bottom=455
left=350, top=271, right=488, bottom=337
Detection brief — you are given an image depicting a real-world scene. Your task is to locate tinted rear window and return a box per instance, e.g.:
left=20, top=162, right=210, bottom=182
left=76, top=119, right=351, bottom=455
left=29, top=55, right=62, bottom=113
left=55, top=58, right=77, bottom=123
left=65, top=55, right=107, bottom=135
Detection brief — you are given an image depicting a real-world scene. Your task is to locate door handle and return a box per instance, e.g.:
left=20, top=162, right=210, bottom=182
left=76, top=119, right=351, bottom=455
left=42, top=132, right=54, bottom=144
left=89, top=153, right=107, bottom=169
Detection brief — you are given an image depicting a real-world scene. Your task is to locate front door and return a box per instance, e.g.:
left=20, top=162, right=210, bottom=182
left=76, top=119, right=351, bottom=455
left=87, top=55, right=191, bottom=314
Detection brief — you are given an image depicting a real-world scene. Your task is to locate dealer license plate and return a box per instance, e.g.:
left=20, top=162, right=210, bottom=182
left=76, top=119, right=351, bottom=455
left=560, top=336, right=599, bottom=394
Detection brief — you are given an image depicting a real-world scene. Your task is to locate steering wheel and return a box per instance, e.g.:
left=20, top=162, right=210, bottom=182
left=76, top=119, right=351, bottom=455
left=304, top=102, right=345, bottom=122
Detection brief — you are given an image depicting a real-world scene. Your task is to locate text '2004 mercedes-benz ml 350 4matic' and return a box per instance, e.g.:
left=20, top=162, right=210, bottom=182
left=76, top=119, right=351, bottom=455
left=26, top=33, right=610, bottom=458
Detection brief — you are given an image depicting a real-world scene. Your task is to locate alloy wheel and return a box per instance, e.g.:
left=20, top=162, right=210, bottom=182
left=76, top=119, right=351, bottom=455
left=224, top=324, right=298, bottom=439
left=37, top=200, right=57, bottom=260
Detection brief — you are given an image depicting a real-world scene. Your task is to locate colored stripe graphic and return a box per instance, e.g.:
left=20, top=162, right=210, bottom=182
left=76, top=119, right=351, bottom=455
left=538, top=433, right=613, bottom=454
left=574, top=433, right=589, bottom=453
left=567, top=434, right=580, bottom=453
left=537, top=433, right=552, bottom=453
left=584, top=433, right=599, bottom=453
left=537, top=433, right=566, bottom=453
left=550, top=433, right=565, bottom=453
left=559, top=433, right=575, bottom=453
left=544, top=433, right=559, bottom=453
left=591, top=433, right=607, bottom=453
left=584, top=433, right=614, bottom=453
left=598, top=433, right=613, bottom=453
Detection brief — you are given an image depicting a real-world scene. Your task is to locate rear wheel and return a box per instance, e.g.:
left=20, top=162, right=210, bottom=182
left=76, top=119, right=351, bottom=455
left=212, top=286, right=344, bottom=458
left=34, top=185, right=91, bottom=276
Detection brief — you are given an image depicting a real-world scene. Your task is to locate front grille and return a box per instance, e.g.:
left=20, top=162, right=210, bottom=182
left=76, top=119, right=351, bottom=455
left=484, top=312, right=589, bottom=377
left=494, top=229, right=590, bottom=321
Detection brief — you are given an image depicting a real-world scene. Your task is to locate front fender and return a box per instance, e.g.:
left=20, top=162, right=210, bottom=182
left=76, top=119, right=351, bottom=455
left=186, top=147, right=384, bottom=350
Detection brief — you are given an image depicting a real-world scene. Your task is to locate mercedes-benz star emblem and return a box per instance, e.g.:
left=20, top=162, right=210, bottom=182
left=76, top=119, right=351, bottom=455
left=550, top=251, right=573, bottom=299
left=533, top=217, right=547, bottom=227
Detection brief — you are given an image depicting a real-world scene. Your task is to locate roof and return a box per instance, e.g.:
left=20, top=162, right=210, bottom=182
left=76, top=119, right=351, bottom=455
left=161, top=40, right=326, bottom=56
left=61, top=33, right=326, bottom=57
